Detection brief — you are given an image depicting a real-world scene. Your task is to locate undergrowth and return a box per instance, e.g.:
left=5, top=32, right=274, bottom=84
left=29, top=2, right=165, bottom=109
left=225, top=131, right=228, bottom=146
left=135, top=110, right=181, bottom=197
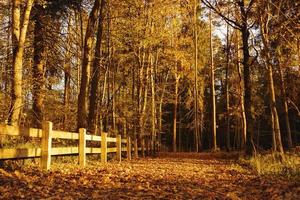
left=0, top=136, right=40, bottom=149
left=241, top=152, right=300, bottom=179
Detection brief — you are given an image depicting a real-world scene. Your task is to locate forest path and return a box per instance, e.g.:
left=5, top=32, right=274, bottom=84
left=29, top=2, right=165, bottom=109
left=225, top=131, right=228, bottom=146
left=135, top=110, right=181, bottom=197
left=0, top=152, right=299, bottom=199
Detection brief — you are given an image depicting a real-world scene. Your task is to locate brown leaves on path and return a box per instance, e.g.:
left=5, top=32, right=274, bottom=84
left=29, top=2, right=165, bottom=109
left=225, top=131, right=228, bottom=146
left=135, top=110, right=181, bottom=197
left=0, top=152, right=299, bottom=199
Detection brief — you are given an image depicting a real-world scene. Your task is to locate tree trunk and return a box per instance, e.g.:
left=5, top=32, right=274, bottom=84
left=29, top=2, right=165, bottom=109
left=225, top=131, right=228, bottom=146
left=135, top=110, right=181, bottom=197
left=140, top=52, right=150, bottom=138
left=32, top=7, right=47, bottom=128
left=236, top=33, right=247, bottom=149
left=259, top=10, right=284, bottom=154
left=151, top=54, right=156, bottom=153
left=278, top=60, right=293, bottom=149
left=63, top=17, right=72, bottom=129
left=267, top=62, right=284, bottom=153
left=4, top=13, right=11, bottom=93
left=158, top=73, right=168, bottom=150
left=9, top=0, right=34, bottom=126
left=112, top=61, right=117, bottom=136
left=210, top=11, right=217, bottom=151
left=74, top=9, right=83, bottom=95
left=173, top=75, right=179, bottom=152
left=87, top=0, right=105, bottom=133
left=240, top=18, right=253, bottom=154
left=225, top=22, right=231, bottom=151
left=194, top=0, right=199, bottom=152
left=77, top=0, right=102, bottom=130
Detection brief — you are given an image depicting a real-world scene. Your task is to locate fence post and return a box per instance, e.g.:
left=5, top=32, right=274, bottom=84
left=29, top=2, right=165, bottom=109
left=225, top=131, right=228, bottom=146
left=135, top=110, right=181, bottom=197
left=116, top=134, right=122, bottom=162
left=127, top=136, right=131, bottom=160
left=134, top=136, right=138, bottom=158
left=41, top=121, right=52, bottom=170
left=79, top=128, right=86, bottom=167
left=101, top=132, right=107, bottom=163
left=141, top=136, right=145, bottom=157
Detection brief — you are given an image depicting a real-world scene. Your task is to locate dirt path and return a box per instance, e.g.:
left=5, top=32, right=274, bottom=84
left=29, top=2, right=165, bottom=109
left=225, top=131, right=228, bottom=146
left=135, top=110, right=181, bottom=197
left=0, top=153, right=299, bottom=199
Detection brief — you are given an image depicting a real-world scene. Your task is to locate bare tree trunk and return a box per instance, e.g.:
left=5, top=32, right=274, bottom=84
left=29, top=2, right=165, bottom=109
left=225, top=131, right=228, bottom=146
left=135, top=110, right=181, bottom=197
left=210, top=11, right=217, bottom=151
left=267, top=62, right=283, bottom=153
left=173, top=74, right=179, bottom=152
left=99, top=69, right=108, bottom=132
left=236, top=34, right=247, bottom=149
left=4, top=12, right=11, bottom=93
left=32, top=6, right=47, bottom=128
left=63, top=17, right=72, bottom=129
left=256, top=119, right=260, bottom=148
left=137, top=48, right=144, bottom=137
left=104, top=0, right=111, bottom=133
left=278, top=60, right=293, bottom=149
left=151, top=54, right=156, bottom=153
left=158, top=73, right=168, bottom=150
left=74, top=9, right=83, bottom=95
left=9, top=0, right=34, bottom=126
left=88, top=0, right=105, bottom=133
left=77, top=0, right=102, bottom=130
left=259, top=9, right=284, bottom=154
left=225, top=22, right=231, bottom=151
left=194, top=0, right=199, bottom=152
left=112, top=60, right=117, bottom=136
left=239, top=2, right=253, bottom=154
left=141, top=54, right=150, bottom=132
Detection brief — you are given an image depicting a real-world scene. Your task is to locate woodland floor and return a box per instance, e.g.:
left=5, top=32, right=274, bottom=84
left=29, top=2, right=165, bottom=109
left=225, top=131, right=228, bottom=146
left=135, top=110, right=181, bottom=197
left=0, top=152, right=299, bottom=199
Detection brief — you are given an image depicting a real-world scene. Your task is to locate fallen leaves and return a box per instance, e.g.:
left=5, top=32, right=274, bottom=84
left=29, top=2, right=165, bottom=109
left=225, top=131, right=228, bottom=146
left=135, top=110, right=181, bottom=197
left=0, top=153, right=299, bottom=199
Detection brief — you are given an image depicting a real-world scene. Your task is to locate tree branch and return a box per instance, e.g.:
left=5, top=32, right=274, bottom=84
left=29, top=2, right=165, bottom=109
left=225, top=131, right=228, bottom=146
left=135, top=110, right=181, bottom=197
left=201, top=0, right=242, bottom=30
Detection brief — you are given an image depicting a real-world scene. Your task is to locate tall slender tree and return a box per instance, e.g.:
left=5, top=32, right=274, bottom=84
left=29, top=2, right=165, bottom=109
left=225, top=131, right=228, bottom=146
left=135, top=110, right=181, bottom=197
left=202, top=0, right=256, bottom=154
left=9, top=0, right=34, bottom=126
left=193, top=0, right=199, bottom=152
left=209, top=11, right=217, bottom=151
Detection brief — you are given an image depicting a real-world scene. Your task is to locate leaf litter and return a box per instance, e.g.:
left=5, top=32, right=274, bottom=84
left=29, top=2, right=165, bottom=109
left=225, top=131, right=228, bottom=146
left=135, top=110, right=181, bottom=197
left=0, top=152, right=299, bottom=199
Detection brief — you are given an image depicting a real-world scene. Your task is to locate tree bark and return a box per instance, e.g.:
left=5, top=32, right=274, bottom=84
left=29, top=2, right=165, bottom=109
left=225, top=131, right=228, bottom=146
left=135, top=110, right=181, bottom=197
left=158, top=72, right=168, bottom=150
left=63, top=18, right=72, bottom=129
left=151, top=53, right=156, bottom=153
left=225, top=21, right=231, bottom=151
left=173, top=74, right=179, bottom=152
left=9, top=0, right=34, bottom=126
left=32, top=6, right=47, bottom=128
left=239, top=1, right=253, bottom=154
left=210, top=11, right=217, bottom=151
left=87, top=0, right=105, bottom=133
left=194, top=0, right=199, bottom=152
left=259, top=7, right=284, bottom=154
left=77, top=0, right=102, bottom=130
left=278, top=59, right=293, bottom=149
left=236, top=33, right=247, bottom=149
left=266, top=61, right=284, bottom=154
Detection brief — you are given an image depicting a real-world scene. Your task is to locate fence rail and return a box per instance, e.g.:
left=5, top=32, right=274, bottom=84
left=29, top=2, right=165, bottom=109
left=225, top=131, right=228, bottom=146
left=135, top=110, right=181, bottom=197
left=0, top=121, right=151, bottom=170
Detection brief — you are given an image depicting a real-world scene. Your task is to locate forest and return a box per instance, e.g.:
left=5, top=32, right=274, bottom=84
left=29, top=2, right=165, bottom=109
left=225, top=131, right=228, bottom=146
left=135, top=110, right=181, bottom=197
left=0, top=0, right=300, bottom=199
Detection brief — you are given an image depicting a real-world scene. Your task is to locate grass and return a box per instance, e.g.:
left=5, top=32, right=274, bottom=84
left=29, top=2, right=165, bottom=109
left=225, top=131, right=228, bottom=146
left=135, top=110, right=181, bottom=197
left=241, top=152, right=300, bottom=179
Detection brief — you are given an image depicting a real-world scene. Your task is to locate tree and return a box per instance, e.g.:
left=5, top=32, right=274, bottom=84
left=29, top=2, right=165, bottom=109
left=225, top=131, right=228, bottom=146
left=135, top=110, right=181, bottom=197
left=193, top=0, right=199, bottom=152
left=202, top=0, right=256, bottom=154
left=87, top=0, right=105, bottom=133
left=225, top=15, right=231, bottom=151
left=209, top=10, right=217, bottom=151
left=77, top=0, right=102, bottom=130
left=9, top=0, right=34, bottom=126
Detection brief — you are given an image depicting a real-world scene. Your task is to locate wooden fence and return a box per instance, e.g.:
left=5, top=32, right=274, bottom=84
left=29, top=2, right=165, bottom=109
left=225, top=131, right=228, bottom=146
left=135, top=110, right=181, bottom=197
left=0, top=121, right=152, bottom=170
